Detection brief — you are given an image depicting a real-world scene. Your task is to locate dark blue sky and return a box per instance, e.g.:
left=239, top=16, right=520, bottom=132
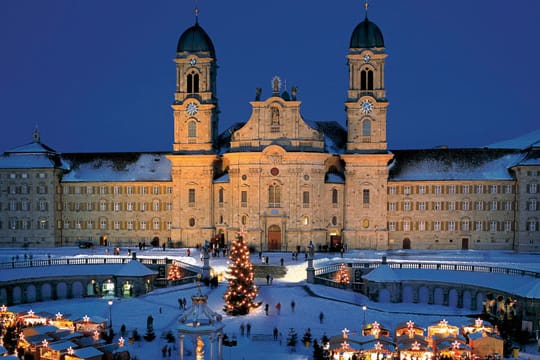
left=1, top=1, right=539, bottom=153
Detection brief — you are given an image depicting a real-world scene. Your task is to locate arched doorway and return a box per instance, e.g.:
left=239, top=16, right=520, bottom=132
left=267, top=225, right=281, bottom=250
left=402, top=238, right=411, bottom=249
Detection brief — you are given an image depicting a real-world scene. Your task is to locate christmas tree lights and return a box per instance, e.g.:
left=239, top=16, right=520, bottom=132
left=223, top=233, right=259, bottom=315
left=336, top=263, right=350, bottom=285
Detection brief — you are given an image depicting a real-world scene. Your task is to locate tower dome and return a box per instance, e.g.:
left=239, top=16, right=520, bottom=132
left=177, top=21, right=216, bottom=57
left=350, top=17, right=384, bottom=49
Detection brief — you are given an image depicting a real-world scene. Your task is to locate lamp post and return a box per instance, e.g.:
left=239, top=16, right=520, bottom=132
left=362, top=304, right=367, bottom=327
left=108, top=300, right=113, bottom=330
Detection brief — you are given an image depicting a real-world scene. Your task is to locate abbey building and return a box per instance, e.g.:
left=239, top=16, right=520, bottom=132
left=0, top=11, right=538, bottom=252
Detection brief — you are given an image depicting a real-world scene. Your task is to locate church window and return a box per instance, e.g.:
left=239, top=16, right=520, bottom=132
left=332, top=216, right=338, bottom=226
left=363, top=189, right=370, bottom=207
left=127, top=221, right=133, bottom=230
left=362, top=119, right=371, bottom=137
left=241, top=214, right=248, bottom=226
left=271, top=107, right=280, bottom=132
left=388, top=221, right=396, bottom=231
left=241, top=191, right=248, bottom=207
left=188, top=121, right=197, bottom=142
left=360, top=68, right=374, bottom=90
left=153, top=200, right=160, bottom=211
left=332, top=189, right=338, bottom=207
left=218, top=188, right=224, bottom=205
left=187, top=72, right=199, bottom=93
left=302, top=216, right=309, bottom=226
left=153, top=218, right=160, bottom=230
left=188, top=189, right=196, bottom=207
left=141, top=202, right=147, bottom=211
left=100, top=218, right=107, bottom=230
left=140, top=220, right=147, bottom=230
left=268, top=184, right=281, bottom=208
left=434, top=221, right=441, bottom=231
left=389, top=202, right=396, bottom=211
left=303, top=191, right=310, bottom=208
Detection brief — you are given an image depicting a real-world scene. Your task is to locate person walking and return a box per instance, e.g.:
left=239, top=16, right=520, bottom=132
left=266, top=274, right=270, bottom=285
left=265, top=303, right=269, bottom=316
left=240, top=322, right=245, bottom=336
left=246, top=322, right=251, bottom=337
left=275, top=302, right=281, bottom=315
left=291, top=300, right=295, bottom=312
left=319, top=311, right=324, bottom=324
left=273, top=327, right=278, bottom=341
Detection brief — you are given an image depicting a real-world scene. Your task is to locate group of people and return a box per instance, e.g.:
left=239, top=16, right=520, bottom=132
left=178, top=297, right=187, bottom=310
left=239, top=322, right=252, bottom=337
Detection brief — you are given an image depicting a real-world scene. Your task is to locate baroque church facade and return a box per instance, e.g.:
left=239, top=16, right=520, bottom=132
left=0, top=11, right=539, bottom=252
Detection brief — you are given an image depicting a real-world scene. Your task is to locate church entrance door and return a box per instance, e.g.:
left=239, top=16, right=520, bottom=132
left=267, top=225, right=281, bottom=250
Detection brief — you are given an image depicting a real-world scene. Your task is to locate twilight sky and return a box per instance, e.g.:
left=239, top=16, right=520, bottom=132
left=1, top=0, right=539, bottom=154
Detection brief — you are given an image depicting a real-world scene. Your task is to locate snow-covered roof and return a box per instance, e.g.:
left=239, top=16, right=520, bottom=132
left=389, top=149, right=523, bottom=181
left=487, top=128, right=540, bottom=150
left=0, top=138, right=67, bottom=170
left=1, top=262, right=157, bottom=281
left=71, top=346, right=104, bottom=359
left=363, top=266, right=540, bottom=299
left=214, top=172, right=229, bottom=183
left=115, top=260, right=158, bottom=277
left=61, top=153, right=171, bottom=182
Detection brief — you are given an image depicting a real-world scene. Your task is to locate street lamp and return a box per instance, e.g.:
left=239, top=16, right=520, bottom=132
left=108, top=300, right=113, bottom=330
left=362, top=304, right=367, bottom=327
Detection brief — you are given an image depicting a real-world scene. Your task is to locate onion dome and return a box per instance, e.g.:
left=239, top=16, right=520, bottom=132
left=350, top=17, right=384, bottom=48
left=177, top=21, right=215, bottom=57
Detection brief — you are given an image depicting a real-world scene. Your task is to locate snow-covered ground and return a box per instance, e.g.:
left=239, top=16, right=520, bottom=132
left=2, top=247, right=540, bottom=359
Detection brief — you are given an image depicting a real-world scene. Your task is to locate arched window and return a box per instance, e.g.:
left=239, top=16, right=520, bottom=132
left=332, top=189, right=338, bottom=206
left=362, top=119, right=371, bottom=137
left=361, top=68, right=374, bottom=90
left=241, top=214, right=248, bottom=226
left=188, top=121, right=197, bottom=142
left=268, top=184, right=281, bottom=208
left=186, top=72, right=200, bottom=93
left=218, top=188, right=224, bottom=204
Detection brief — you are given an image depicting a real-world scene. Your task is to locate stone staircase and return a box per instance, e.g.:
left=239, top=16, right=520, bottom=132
left=253, top=265, right=287, bottom=279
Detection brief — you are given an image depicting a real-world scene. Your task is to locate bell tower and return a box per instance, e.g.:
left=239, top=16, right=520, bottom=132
left=172, top=9, right=218, bottom=153
left=346, top=3, right=388, bottom=152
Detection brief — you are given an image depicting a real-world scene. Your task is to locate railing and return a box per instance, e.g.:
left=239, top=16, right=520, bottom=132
left=0, top=256, right=201, bottom=274
left=313, top=260, right=540, bottom=278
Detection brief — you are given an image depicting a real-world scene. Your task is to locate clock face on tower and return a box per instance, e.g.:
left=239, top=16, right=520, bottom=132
left=361, top=99, right=374, bottom=114
left=186, top=102, right=198, bottom=116
left=363, top=54, right=371, bottom=63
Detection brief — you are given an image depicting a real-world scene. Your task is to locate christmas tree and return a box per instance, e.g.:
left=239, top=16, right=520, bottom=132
left=336, top=263, right=350, bottom=285
left=167, top=263, right=183, bottom=281
left=223, top=233, right=259, bottom=315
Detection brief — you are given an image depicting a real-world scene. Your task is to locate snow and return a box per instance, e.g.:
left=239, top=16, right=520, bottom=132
left=2, top=248, right=540, bottom=359
left=61, top=153, right=171, bottom=182
left=487, top=129, right=540, bottom=150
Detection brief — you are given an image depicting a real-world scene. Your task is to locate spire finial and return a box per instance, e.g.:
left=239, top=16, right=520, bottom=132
left=32, top=125, right=40, bottom=143
left=194, top=7, right=199, bottom=24
left=364, top=0, right=369, bottom=18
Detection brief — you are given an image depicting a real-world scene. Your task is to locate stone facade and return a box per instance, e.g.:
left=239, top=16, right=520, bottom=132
left=0, top=13, right=538, bottom=251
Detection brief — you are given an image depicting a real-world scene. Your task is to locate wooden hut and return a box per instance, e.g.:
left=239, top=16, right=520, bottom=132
left=467, top=332, right=503, bottom=359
